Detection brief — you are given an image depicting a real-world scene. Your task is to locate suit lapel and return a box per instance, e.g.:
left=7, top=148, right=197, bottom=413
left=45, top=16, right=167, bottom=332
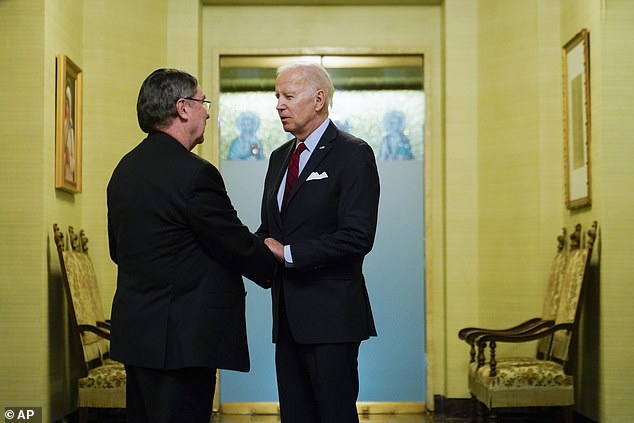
left=274, top=122, right=338, bottom=218
left=289, top=122, right=337, bottom=202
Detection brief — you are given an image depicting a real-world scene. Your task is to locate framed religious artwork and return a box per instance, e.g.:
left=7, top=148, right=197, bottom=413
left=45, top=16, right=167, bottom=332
left=55, top=54, right=83, bottom=193
left=562, top=29, right=591, bottom=209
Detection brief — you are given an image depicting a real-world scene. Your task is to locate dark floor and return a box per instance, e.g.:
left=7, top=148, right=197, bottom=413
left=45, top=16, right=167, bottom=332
left=213, top=408, right=575, bottom=423
left=72, top=406, right=587, bottom=423
left=75, top=411, right=454, bottom=423
left=213, top=414, right=447, bottom=422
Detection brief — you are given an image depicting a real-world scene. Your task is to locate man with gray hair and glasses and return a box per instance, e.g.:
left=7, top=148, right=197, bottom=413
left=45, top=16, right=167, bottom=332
left=107, top=68, right=278, bottom=423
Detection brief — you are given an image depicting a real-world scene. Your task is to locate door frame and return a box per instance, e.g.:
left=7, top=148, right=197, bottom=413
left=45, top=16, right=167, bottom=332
left=200, top=47, right=443, bottom=414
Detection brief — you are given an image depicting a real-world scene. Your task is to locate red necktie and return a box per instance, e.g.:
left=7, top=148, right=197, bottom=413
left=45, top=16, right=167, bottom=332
left=281, top=142, right=307, bottom=215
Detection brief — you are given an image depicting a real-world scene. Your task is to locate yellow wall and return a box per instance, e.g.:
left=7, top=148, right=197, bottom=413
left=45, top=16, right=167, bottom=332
left=476, top=0, right=564, bottom=362
left=468, top=0, right=634, bottom=420
left=0, top=0, right=48, bottom=413
left=44, top=1, right=86, bottom=418
left=441, top=0, right=479, bottom=398
left=2, top=0, right=633, bottom=421
left=0, top=0, right=175, bottom=420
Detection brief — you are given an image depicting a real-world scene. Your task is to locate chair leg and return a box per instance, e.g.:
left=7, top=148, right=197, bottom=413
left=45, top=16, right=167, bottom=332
left=562, top=405, right=574, bottom=423
left=475, top=399, right=487, bottom=423
left=78, top=408, right=88, bottom=423
left=469, top=394, right=478, bottom=422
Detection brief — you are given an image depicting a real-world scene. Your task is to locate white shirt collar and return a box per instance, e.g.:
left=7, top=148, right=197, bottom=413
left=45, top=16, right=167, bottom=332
left=299, top=118, right=330, bottom=152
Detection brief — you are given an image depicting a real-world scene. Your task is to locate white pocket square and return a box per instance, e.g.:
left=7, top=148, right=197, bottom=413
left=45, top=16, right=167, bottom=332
left=306, top=171, right=328, bottom=181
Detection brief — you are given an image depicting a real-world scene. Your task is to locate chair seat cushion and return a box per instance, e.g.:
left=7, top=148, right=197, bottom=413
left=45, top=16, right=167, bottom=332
left=469, top=358, right=574, bottom=408
left=471, top=357, right=572, bottom=389
left=78, top=362, right=126, bottom=408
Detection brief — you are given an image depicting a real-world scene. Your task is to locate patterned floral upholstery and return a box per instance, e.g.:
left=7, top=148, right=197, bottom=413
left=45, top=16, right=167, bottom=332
left=469, top=358, right=573, bottom=408
left=541, top=252, right=567, bottom=319
left=464, top=222, right=597, bottom=415
left=78, top=363, right=127, bottom=408
left=536, top=248, right=568, bottom=357
left=472, top=358, right=572, bottom=389
left=62, top=250, right=111, bottom=364
left=75, top=228, right=111, bottom=326
left=551, top=247, right=590, bottom=360
left=53, top=224, right=126, bottom=411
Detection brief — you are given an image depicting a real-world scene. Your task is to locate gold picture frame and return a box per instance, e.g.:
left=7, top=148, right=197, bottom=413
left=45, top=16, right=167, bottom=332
left=562, top=29, right=591, bottom=209
left=55, top=54, right=83, bottom=193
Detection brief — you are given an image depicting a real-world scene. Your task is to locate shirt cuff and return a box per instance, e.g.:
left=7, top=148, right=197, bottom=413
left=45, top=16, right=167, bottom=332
left=284, top=245, right=294, bottom=268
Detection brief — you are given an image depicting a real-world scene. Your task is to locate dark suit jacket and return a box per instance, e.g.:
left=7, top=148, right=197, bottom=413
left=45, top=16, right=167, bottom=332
left=107, top=132, right=275, bottom=372
left=257, top=121, right=379, bottom=344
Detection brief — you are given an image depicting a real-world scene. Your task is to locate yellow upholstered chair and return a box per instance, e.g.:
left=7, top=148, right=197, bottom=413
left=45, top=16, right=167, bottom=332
left=460, top=222, right=597, bottom=422
left=53, top=224, right=126, bottom=420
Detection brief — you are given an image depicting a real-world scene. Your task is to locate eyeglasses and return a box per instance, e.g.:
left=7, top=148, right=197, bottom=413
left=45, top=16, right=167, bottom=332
left=183, top=97, right=211, bottom=111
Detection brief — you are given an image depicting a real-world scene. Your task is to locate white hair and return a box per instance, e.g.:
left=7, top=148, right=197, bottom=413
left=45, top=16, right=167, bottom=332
left=277, top=62, right=334, bottom=110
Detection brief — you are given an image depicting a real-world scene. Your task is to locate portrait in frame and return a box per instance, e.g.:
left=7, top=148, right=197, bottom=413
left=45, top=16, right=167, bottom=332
left=55, top=54, right=83, bottom=193
left=562, top=29, right=591, bottom=209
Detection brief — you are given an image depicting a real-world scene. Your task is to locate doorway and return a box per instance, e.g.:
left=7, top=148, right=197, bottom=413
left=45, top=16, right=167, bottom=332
left=216, top=54, right=426, bottom=413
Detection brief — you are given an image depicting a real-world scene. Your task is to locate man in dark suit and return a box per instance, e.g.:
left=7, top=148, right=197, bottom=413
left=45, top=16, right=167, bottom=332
left=258, top=63, right=380, bottom=423
left=107, top=68, right=277, bottom=423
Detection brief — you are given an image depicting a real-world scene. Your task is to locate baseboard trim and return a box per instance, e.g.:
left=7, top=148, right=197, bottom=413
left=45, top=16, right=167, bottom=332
left=433, top=395, right=598, bottom=422
left=357, top=402, right=426, bottom=415
left=219, top=402, right=279, bottom=415
left=433, top=395, right=471, bottom=417
left=574, top=412, right=598, bottom=423
left=219, top=401, right=426, bottom=415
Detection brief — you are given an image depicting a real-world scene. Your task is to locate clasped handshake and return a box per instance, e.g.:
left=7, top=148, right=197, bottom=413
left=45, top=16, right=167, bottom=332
left=264, top=237, right=285, bottom=263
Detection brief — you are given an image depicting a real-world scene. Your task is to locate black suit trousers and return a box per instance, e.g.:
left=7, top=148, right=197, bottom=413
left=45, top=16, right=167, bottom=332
left=276, top=293, right=361, bottom=423
left=124, top=365, right=216, bottom=423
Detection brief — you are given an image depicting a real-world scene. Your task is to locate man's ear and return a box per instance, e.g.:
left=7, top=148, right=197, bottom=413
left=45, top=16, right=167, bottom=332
left=314, top=89, right=326, bottom=112
left=175, top=98, right=189, bottom=120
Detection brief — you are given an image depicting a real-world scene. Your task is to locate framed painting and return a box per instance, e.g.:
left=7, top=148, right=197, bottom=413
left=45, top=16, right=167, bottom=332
left=55, top=54, right=83, bottom=193
left=562, top=29, right=591, bottom=209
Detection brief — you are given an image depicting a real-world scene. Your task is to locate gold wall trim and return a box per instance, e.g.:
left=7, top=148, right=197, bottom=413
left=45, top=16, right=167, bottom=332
left=203, top=1, right=440, bottom=5
left=221, top=55, right=423, bottom=69
left=219, top=401, right=426, bottom=415
left=220, top=402, right=279, bottom=415
left=357, top=402, right=427, bottom=414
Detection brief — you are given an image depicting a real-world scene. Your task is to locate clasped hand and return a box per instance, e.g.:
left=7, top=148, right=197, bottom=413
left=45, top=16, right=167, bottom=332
left=264, top=237, right=284, bottom=262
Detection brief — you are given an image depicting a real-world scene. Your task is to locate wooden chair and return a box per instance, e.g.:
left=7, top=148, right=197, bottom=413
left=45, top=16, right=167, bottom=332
left=460, top=222, right=597, bottom=422
left=458, top=227, right=568, bottom=361
left=53, top=224, right=126, bottom=419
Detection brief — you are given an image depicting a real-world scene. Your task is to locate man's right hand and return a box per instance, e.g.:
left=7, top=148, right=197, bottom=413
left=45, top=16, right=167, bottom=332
left=264, top=237, right=285, bottom=262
